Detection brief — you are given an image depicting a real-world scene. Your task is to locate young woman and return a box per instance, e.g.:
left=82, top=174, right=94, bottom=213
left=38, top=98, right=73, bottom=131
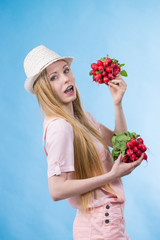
left=24, top=45, right=144, bottom=240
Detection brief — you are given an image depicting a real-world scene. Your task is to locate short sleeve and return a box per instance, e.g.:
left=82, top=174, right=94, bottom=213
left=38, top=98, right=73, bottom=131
left=45, top=119, right=75, bottom=178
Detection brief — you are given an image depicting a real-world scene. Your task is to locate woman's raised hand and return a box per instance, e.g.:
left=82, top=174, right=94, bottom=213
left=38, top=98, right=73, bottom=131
left=110, top=152, right=144, bottom=179
left=108, top=74, right=127, bottom=106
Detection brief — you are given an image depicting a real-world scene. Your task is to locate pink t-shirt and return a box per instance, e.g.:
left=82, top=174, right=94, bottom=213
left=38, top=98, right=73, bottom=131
left=43, top=111, right=125, bottom=209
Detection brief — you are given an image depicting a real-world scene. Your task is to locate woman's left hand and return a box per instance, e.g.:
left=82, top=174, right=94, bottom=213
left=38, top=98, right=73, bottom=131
left=108, top=74, right=127, bottom=105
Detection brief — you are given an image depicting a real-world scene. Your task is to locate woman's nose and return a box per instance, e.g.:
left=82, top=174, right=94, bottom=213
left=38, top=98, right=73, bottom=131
left=63, top=74, right=70, bottom=83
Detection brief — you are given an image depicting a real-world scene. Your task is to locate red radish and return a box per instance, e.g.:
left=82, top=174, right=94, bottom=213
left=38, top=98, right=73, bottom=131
left=137, top=143, right=143, bottom=150
left=94, top=75, right=99, bottom=80
left=108, top=73, right=114, bottom=79
left=112, top=132, right=148, bottom=164
left=102, top=71, right=107, bottom=76
left=143, top=153, right=147, bottom=160
left=115, top=66, right=121, bottom=72
left=98, top=78, right=103, bottom=84
left=106, top=67, right=112, bottom=73
left=136, top=150, right=142, bottom=157
left=98, top=65, right=104, bottom=71
left=132, top=146, right=138, bottom=153
left=126, top=142, right=133, bottom=148
left=103, top=61, right=109, bottom=67
left=90, top=55, right=128, bottom=87
left=137, top=138, right=143, bottom=144
left=103, top=76, right=110, bottom=85
left=130, top=138, right=138, bottom=146
left=96, top=73, right=102, bottom=79
left=126, top=149, right=134, bottom=156
left=112, top=132, right=147, bottom=163
left=97, top=60, right=103, bottom=66
left=113, top=69, right=119, bottom=75
left=91, top=70, right=96, bottom=75
left=91, top=63, right=98, bottom=71
left=130, top=153, right=136, bottom=161
left=93, top=75, right=97, bottom=81
left=141, top=144, right=147, bottom=152
left=128, top=159, right=134, bottom=163
left=111, top=62, right=117, bottom=68
left=105, top=58, right=112, bottom=64
left=122, top=155, right=128, bottom=163
left=122, top=158, right=128, bottom=163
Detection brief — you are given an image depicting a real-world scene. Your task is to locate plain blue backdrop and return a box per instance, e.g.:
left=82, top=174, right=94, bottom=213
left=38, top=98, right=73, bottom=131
left=0, top=0, right=160, bottom=239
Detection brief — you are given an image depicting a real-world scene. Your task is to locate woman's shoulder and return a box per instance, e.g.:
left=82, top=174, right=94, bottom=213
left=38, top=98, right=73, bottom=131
left=43, top=116, right=73, bottom=133
left=85, top=111, right=96, bottom=121
left=85, top=111, right=100, bottom=127
left=85, top=111, right=91, bottom=117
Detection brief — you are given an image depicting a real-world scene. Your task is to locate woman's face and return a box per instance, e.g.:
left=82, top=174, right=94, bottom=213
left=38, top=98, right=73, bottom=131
left=46, top=60, right=77, bottom=106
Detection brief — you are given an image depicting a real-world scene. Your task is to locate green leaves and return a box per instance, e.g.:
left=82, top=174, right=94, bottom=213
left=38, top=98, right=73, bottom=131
left=96, top=70, right=103, bottom=74
left=100, top=57, right=107, bottom=62
left=112, top=58, right=119, bottom=63
left=91, top=53, right=128, bottom=80
left=111, top=131, right=140, bottom=161
left=120, top=70, right=128, bottom=77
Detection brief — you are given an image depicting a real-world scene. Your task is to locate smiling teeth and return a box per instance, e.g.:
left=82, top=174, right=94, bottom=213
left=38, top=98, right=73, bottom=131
left=65, top=86, right=73, bottom=93
left=66, top=86, right=72, bottom=90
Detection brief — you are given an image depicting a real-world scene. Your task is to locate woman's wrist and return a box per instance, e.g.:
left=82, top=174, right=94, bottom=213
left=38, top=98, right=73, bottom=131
left=114, top=102, right=122, bottom=107
left=107, top=169, right=118, bottom=182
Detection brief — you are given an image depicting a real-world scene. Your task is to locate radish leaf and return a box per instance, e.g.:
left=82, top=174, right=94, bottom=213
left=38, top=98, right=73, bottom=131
left=111, top=131, right=141, bottom=162
left=100, top=57, right=107, bottom=62
left=120, top=70, right=128, bottom=77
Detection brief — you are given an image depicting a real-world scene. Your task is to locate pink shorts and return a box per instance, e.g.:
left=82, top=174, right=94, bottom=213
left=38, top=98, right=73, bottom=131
left=73, top=201, right=130, bottom=240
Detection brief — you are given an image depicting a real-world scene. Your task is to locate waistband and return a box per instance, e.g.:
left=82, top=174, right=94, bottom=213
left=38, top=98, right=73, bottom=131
left=77, top=201, right=125, bottom=215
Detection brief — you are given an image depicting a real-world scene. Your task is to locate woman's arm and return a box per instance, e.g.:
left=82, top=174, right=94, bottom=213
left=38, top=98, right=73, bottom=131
left=98, top=103, right=127, bottom=148
left=100, top=75, right=127, bottom=147
left=49, top=171, right=113, bottom=201
left=48, top=153, right=144, bottom=201
left=114, top=102, right=127, bottom=132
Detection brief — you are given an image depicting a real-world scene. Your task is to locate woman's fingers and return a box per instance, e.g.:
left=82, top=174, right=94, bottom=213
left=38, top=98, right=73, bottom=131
left=129, top=153, right=144, bottom=169
left=117, top=153, right=122, bottom=162
left=110, top=79, right=127, bottom=86
left=112, top=75, right=127, bottom=85
left=108, top=79, right=127, bottom=89
left=113, top=152, right=144, bottom=178
left=108, top=82, right=119, bottom=88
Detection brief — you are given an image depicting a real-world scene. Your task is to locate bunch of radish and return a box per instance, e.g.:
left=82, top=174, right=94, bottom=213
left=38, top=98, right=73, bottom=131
left=112, top=132, right=148, bottom=163
left=89, top=54, right=128, bottom=85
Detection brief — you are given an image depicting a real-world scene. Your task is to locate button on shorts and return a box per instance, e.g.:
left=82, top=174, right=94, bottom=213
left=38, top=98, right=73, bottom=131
left=73, top=201, right=130, bottom=240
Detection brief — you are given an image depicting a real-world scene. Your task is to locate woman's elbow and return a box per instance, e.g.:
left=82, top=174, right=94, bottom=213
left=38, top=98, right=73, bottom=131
left=49, top=185, right=61, bottom=201
left=48, top=173, right=67, bottom=201
left=50, top=191, right=61, bottom=201
left=52, top=196, right=59, bottom=201
left=49, top=185, right=64, bottom=201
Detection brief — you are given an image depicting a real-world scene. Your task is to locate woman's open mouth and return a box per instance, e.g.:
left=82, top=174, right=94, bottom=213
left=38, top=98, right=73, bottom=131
left=64, top=85, right=74, bottom=95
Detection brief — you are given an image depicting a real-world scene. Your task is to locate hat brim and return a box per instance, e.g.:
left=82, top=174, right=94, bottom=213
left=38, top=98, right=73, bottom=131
left=24, top=56, right=74, bottom=94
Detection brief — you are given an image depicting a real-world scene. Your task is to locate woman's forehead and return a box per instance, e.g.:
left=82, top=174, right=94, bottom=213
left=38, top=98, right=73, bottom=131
left=46, top=60, right=67, bottom=74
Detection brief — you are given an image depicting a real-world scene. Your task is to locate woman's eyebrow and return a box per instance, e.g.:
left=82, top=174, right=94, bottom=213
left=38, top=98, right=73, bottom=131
left=49, top=64, right=68, bottom=76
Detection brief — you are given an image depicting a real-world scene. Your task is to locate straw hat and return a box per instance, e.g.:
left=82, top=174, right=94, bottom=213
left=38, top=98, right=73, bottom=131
left=24, top=45, right=74, bottom=94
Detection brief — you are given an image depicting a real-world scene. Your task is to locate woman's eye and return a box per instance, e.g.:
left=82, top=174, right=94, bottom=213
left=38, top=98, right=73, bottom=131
left=64, top=68, right=69, bottom=73
left=50, top=76, right=56, bottom=81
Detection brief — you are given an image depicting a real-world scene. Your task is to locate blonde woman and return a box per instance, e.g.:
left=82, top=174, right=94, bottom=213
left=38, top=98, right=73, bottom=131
left=24, top=45, right=144, bottom=240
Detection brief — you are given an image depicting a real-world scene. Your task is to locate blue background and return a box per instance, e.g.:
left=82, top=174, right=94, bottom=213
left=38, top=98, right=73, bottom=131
left=0, top=0, right=160, bottom=239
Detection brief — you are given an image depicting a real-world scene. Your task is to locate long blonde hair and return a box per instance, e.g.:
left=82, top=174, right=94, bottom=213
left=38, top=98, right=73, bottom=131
left=33, top=63, right=121, bottom=215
